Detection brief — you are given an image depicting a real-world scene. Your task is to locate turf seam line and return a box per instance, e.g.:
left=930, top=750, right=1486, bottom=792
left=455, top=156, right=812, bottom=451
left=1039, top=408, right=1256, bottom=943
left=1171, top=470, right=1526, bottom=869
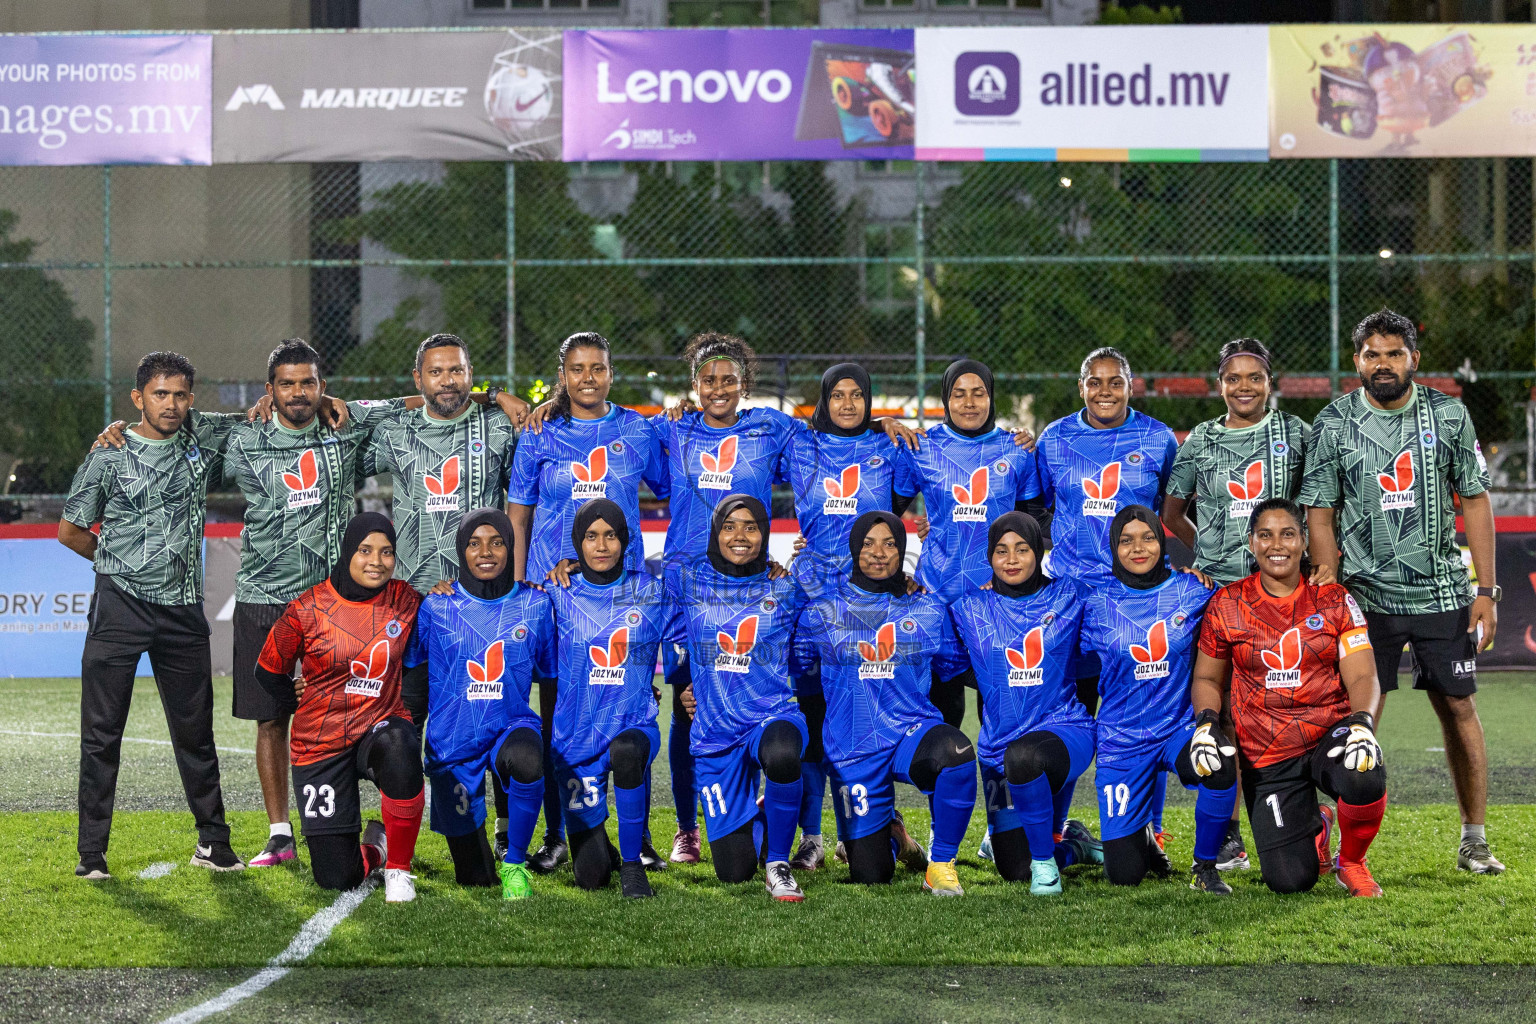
left=0, top=728, right=255, bottom=755
left=154, top=877, right=376, bottom=1024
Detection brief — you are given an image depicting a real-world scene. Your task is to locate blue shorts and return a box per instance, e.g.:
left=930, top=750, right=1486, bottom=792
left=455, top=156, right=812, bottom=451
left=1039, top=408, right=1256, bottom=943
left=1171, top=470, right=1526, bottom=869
left=553, top=722, right=662, bottom=834
left=827, top=720, right=945, bottom=843
left=693, top=713, right=808, bottom=840
left=427, top=717, right=541, bottom=838
left=1094, top=723, right=1197, bottom=842
left=981, top=721, right=1095, bottom=835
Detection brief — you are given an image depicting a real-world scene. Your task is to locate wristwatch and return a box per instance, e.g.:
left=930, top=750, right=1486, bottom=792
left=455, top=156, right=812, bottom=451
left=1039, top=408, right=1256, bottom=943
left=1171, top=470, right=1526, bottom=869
left=484, top=384, right=504, bottom=404
left=1476, top=585, right=1502, bottom=602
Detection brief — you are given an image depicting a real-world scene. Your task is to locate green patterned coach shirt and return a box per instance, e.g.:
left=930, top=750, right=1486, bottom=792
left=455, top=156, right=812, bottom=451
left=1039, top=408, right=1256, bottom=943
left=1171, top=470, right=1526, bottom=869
left=223, top=399, right=405, bottom=605
left=361, top=403, right=518, bottom=593
left=1298, top=383, right=1488, bottom=615
left=1166, top=411, right=1311, bottom=586
left=62, top=410, right=242, bottom=606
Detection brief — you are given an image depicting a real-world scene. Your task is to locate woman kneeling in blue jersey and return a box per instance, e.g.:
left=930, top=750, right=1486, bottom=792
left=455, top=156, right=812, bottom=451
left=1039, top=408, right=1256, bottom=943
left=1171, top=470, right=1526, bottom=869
left=407, top=510, right=553, bottom=900
left=798, top=510, right=977, bottom=895
left=1081, top=506, right=1238, bottom=893
left=547, top=498, right=669, bottom=898
left=670, top=495, right=809, bottom=901
left=950, top=512, right=1102, bottom=895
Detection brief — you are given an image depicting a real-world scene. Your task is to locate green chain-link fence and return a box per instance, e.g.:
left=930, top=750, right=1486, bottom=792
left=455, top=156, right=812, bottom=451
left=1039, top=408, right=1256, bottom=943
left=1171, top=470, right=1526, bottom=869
left=2, top=156, right=1534, bottom=497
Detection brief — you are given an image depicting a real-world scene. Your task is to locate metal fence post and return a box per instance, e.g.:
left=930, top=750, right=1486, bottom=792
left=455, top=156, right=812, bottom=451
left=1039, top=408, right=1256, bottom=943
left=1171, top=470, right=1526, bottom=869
left=102, top=164, right=112, bottom=429
left=914, top=161, right=927, bottom=429
left=1329, top=158, right=1340, bottom=399
left=505, top=161, right=517, bottom=392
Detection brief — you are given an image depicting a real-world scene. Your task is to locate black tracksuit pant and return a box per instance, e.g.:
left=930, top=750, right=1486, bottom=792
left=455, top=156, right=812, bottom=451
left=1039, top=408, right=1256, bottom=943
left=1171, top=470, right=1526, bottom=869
left=78, top=575, right=230, bottom=856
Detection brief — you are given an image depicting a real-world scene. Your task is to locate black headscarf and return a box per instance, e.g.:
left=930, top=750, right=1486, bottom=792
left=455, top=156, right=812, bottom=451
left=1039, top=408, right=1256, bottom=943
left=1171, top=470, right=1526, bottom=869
left=457, top=508, right=517, bottom=601
left=988, top=511, right=1048, bottom=599
left=942, top=358, right=996, bottom=438
left=848, top=509, right=908, bottom=596
left=707, top=494, right=770, bottom=579
left=572, top=498, right=629, bottom=586
left=810, top=362, right=872, bottom=437
left=330, top=512, right=397, bottom=603
left=1110, top=504, right=1171, bottom=591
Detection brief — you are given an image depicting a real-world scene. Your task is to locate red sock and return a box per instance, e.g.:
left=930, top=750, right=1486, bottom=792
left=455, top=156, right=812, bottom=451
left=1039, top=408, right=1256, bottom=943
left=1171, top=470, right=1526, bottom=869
left=360, top=840, right=383, bottom=876
left=1336, top=793, right=1386, bottom=865
left=380, top=789, right=425, bottom=872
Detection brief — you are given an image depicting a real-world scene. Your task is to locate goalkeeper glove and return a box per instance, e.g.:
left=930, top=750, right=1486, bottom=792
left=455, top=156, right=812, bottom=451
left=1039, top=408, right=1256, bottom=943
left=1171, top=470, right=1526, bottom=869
left=1189, top=708, right=1237, bottom=778
left=1326, top=711, right=1381, bottom=773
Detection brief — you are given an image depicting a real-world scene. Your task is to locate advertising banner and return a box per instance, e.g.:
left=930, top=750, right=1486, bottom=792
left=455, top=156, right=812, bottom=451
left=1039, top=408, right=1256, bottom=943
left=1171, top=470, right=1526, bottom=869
left=562, top=29, right=914, bottom=162
left=914, top=26, right=1269, bottom=162
left=1271, top=24, right=1533, bottom=158
left=0, top=34, right=210, bottom=166
left=213, top=29, right=560, bottom=162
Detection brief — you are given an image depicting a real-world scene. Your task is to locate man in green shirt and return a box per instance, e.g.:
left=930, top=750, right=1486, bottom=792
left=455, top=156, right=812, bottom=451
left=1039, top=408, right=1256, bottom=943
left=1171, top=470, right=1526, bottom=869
left=59, top=352, right=247, bottom=879
left=1300, top=309, right=1503, bottom=875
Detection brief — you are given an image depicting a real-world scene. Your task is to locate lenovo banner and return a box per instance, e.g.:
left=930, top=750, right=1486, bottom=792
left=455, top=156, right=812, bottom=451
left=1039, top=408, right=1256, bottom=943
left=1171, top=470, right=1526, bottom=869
left=0, top=34, right=210, bottom=166
left=562, top=29, right=914, bottom=162
left=914, top=26, right=1269, bottom=162
left=212, top=29, right=560, bottom=162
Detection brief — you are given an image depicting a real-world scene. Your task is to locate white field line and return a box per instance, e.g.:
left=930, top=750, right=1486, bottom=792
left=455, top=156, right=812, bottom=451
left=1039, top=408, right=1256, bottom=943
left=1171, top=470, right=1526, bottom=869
left=0, top=728, right=254, bottom=755
left=138, top=861, right=178, bottom=880
left=155, top=878, right=376, bottom=1024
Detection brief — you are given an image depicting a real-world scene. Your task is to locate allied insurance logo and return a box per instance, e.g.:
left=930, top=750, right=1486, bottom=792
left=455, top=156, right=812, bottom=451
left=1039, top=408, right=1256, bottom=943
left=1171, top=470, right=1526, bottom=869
left=954, top=52, right=1020, bottom=117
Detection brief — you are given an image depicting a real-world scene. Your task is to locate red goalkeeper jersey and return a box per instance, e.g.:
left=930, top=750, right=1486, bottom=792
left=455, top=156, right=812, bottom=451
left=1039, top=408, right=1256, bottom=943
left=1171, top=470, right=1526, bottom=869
left=258, top=579, right=422, bottom=766
left=1197, top=575, right=1371, bottom=769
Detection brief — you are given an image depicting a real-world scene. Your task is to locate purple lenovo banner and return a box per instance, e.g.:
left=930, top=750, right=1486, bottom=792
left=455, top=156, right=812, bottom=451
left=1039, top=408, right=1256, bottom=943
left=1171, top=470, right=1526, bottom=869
left=563, top=29, right=914, bottom=162
left=0, top=35, right=211, bottom=166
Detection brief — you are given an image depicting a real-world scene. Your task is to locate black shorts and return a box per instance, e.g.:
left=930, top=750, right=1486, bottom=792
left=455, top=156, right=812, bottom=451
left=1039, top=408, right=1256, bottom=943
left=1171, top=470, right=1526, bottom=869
left=1242, top=735, right=1387, bottom=853
left=232, top=601, right=288, bottom=722
left=1365, top=605, right=1478, bottom=697
left=290, top=717, right=409, bottom=838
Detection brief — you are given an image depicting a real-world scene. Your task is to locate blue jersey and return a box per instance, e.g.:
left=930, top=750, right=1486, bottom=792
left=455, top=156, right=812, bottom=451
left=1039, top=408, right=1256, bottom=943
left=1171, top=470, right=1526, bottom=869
left=404, top=583, right=555, bottom=773
left=508, top=405, right=668, bottom=582
left=905, top=425, right=1041, bottom=604
left=667, top=561, right=806, bottom=756
left=1081, top=572, right=1212, bottom=764
left=950, top=579, right=1093, bottom=770
left=656, top=408, right=802, bottom=563
left=1034, top=409, right=1178, bottom=582
left=798, top=578, right=968, bottom=767
left=546, top=571, right=669, bottom=766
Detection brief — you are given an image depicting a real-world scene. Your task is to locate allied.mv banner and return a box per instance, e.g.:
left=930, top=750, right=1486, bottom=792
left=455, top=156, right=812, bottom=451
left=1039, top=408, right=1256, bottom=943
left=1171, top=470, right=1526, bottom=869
left=0, top=34, right=211, bottom=166
left=914, top=26, right=1269, bottom=162
left=562, top=29, right=915, bottom=162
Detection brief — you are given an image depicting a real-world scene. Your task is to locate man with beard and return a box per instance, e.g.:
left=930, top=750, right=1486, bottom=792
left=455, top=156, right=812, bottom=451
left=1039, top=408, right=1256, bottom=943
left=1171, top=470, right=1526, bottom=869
left=1301, top=309, right=1502, bottom=875
left=362, top=334, right=525, bottom=770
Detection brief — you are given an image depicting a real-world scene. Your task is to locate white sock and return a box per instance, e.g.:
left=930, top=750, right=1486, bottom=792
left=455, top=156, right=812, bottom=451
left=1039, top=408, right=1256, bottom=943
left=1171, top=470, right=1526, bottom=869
left=495, top=817, right=509, bottom=836
left=1462, top=823, right=1486, bottom=842
left=270, top=822, right=292, bottom=839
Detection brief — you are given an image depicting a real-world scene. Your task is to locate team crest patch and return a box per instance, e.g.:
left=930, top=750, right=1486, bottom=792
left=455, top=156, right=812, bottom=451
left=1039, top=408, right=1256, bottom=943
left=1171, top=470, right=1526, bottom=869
left=1041, top=611, right=1057, bottom=627
left=1170, top=612, right=1188, bottom=629
left=1421, top=430, right=1436, bottom=448
left=385, top=620, right=403, bottom=639
left=1272, top=440, right=1289, bottom=456
left=512, top=625, right=530, bottom=643
left=610, top=440, right=625, bottom=454
left=900, top=618, right=918, bottom=634
left=625, top=609, right=643, bottom=627
left=761, top=597, right=778, bottom=612
left=470, top=439, right=485, bottom=454
left=993, top=459, right=1009, bottom=476
left=1306, top=613, right=1325, bottom=631
left=186, top=446, right=201, bottom=462
left=1126, top=452, right=1143, bottom=465
left=868, top=455, right=884, bottom=468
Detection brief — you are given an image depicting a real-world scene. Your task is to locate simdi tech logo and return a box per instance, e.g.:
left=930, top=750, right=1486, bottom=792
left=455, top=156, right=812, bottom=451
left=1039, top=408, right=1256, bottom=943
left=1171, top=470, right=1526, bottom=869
left=954, top=52, right=1020, bottom=117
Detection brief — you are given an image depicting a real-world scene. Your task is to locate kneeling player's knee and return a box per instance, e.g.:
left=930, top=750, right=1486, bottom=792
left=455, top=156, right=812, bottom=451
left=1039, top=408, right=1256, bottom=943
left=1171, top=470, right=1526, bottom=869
left=759, top=720, right=805, bottom=784
left=368, top=720, right=423, bottom=799
left=308, top=834, right=365, bottom=891
left=609, top=729, right=652, bottom=791
left=445, top=831, right=497, bottom=887
left=1260, top=839, right=1319, bottom=894
left=570, top=827, right=614, bottom=890
left=910, top=724, right=976, bottom=791
left=989, top=828, right=1031, bottom=882
left=710, top=825, right=759, bottom=883
left=1200, top=758, right=1238, bottom=792
left=1004, top=732, right=1070, bottom=791
left=1102, top=834, right=1150, bottom=887
left=844, top=828, right=895, bottom=885
left=496, top=728, right=544, bottom=786
left=1329, top=766, right=1386, bottom=807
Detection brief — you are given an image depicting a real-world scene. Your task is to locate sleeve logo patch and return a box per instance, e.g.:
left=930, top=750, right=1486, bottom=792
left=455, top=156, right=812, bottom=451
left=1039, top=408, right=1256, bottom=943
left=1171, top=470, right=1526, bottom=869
left=1345, top=632, right=1370, bottom=650
left=1343, top=593, right=1367, bottom=627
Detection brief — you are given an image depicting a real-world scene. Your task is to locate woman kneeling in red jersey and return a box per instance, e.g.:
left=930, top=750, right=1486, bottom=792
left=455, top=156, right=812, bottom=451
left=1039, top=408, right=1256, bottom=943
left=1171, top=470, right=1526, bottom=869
left=1190, top=498, right=1387, bottom=897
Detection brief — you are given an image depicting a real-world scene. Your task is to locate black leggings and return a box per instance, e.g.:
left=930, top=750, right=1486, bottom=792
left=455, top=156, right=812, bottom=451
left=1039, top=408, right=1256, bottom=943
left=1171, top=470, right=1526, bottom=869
left=845, top=725, right=975, bottom=885
left=309, top=718, right=422, bottom=891
left=569, top=824, right=619, bottom=890
left=710, top=822, right=760, bottom=883
left=991, top=731, right=1073, bottom=882
left=798, top=690, right=827, bottom=764
left=444, top=728, right=544, bottom=886
left=1102, top=735, right=1235, bottom=887
left=1075, top=675, right=1100, bottom=718
left=1248, top=749, right=1386, bottom=895
left=928, top=670, right=972, bottom=729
